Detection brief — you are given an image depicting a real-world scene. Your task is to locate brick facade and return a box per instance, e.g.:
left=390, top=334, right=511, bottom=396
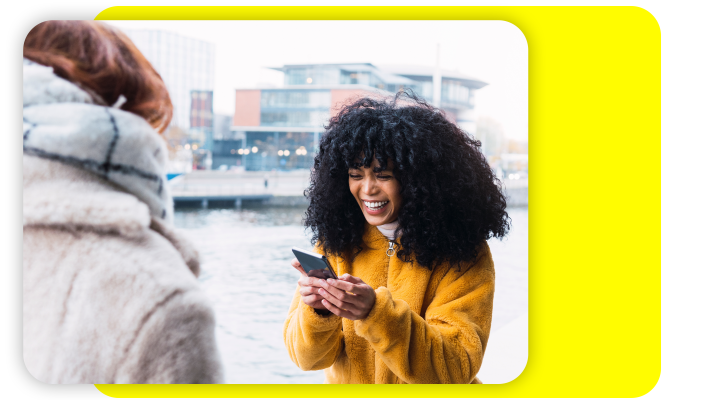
left=233, top=90, right=261, bottom=126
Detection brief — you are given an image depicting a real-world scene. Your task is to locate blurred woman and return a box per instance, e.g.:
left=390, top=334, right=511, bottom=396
left=284, top=92, right=510, bottom=384
left=23, top=21, right=223, bottom=383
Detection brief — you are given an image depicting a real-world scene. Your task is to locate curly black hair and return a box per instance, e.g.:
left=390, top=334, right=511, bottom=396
left=304, top=91, right=510, bottom=270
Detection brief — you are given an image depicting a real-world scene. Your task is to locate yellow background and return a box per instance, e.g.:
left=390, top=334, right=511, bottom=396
left=94, top=6, right=661, bottom=398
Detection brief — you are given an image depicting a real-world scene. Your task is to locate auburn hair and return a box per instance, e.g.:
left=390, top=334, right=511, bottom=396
left=23, top=20, right=172, bottom=133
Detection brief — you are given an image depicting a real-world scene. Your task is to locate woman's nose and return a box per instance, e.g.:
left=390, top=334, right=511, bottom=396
left=362, top=177, right=377, bottom=195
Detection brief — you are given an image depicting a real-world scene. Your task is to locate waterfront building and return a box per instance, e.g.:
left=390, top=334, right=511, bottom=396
left=189, top=90, right=214, bottom=154
left=122, top=29, right=215, bottom=152
left=376, top=64, right=485, bottom=137
left=223, top=63, right=486, bottom=171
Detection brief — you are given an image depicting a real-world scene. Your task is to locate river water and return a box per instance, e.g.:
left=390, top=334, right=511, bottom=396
left=174, top=206, right=528, bottom=384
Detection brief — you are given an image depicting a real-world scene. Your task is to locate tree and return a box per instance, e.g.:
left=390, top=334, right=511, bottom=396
left=505, top=139, right=528, bottom=154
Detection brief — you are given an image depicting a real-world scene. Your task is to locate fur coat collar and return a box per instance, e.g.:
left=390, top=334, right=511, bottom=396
left=22, top=58, right=174, bottom=223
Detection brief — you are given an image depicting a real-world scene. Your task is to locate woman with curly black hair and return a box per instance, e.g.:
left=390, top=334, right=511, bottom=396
left=283, top=92, right=510, bottom=384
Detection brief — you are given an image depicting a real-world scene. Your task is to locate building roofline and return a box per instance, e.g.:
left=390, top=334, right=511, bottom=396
left=235, top=85, right=394, bottom=95
left=230, top=125, right=326, bottom=133
left=376, top=64, right=488, bottom=88
left=266, top=62, right=375, bottom=72
left=265, top=62, right=488, bottom=89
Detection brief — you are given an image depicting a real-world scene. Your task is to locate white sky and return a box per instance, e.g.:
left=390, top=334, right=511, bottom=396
left=105, top=20, right=527, bottom=141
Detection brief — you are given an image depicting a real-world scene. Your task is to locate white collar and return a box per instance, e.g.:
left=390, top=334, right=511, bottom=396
left=376, top=220, right=400, bottom=241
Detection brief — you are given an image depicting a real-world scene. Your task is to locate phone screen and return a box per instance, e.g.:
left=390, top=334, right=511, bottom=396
left=291, top=247, right=338, bottom=279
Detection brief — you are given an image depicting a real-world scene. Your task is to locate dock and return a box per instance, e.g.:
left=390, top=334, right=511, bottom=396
left=170, top=170, right=528, bottom=208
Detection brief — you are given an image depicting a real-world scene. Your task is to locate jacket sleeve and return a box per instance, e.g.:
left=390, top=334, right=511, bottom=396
left=353, top=246, right=495, bottom=384
left=114, top=288, right=224, bottom=383
left=283, top=244, right=345, bottom=371
left=283, top=286, right=344, bottom=371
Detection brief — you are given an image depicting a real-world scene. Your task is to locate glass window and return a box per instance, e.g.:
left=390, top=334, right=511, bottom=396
left=340, top=70, right=358, bottom=84
left=242, top=131, right=316, bottom=171
left=420, top=82, right=433, bottom=99
left=285, top=67, right=339, bottom=85
left=441, top=80, right=471, bottom=105
left=260, top=110, right=330, bottom=127
left=355, top=71, right=370, bottom=86
left=260, top=90, right=330, bottom=109
left=370, top=73, right=385, bottom=89
left=286, top=68, right=307, bottom=85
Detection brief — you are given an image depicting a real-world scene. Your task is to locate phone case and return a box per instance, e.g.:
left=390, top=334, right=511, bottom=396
left=291, top=247, right=338, bottom=279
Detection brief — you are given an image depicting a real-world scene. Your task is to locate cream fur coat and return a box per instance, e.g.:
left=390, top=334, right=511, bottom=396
left=22, top=60, right=223, bottom=383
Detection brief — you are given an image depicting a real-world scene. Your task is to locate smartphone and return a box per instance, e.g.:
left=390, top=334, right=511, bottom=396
left=291, top=247, right=338, bottom=280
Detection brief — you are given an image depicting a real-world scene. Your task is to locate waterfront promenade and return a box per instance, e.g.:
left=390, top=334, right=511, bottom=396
left=170, top=170, right=528, bottom=207
left=170, top=170, right=310, bottom=207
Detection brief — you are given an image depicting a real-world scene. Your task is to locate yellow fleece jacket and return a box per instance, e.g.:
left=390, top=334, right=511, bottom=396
left=283, top=224, right=495, bottom=384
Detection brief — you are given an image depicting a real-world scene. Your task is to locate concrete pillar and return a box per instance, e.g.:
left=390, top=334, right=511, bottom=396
left=242, top=132, right=247, bottom=171
left=274, top=132, right=280, bottom=171
left=433, top=43, right=442, bottom=108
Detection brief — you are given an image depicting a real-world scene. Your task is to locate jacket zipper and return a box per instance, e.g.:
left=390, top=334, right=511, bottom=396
left=386, top=241, right=395, bottom=257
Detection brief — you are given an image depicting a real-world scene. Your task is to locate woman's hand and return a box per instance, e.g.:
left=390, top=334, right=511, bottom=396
left=317, top=274, right=376, bottom=320
left=291, top=258, right=327, bottom=310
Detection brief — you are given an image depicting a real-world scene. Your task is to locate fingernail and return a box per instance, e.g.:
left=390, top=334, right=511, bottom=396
left=327, top=279, right=334, bottom=284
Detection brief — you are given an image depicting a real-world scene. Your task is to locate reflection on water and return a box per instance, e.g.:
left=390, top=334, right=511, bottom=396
left=174, top=205, right=527, bottom=384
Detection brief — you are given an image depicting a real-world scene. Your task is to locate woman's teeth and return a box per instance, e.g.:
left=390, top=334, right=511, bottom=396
left=364, top=201, right=388, bottom=210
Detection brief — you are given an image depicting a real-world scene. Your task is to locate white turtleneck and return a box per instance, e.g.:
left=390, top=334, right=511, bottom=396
left=376, top=221, right=400, bottom=241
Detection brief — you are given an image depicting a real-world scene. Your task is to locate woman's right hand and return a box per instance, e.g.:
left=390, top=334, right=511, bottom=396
left=291, top=258, right=326, bottom=310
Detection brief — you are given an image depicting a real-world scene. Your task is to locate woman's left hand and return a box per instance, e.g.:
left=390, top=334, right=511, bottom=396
left=317, top=274, right=376, bottom=320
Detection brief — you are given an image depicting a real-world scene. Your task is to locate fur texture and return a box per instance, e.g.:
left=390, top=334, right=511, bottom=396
left=23, top=157, right=224, bottom=383
left=23, top=59, right=173, bottom=222
left=22, top=61, right=222, bottom=383
left=283, top=225, right=495, bottom=384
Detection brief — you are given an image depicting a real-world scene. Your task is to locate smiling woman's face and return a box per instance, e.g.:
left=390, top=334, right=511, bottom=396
left=348, top=157, right=402, bottom=226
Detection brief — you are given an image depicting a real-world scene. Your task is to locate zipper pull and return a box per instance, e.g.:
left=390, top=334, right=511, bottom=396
left=386, top=241, right=395, bottom=257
